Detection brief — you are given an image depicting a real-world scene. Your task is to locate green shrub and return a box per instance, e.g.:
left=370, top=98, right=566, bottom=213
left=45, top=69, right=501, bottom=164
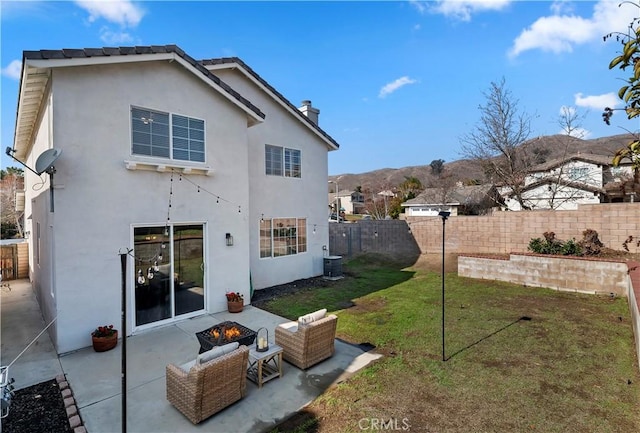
left=528, top=232, right=583, bottom=256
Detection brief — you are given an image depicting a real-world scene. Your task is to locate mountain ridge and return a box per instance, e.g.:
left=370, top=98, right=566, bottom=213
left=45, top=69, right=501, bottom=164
left=329, top=133, right=635, bottom=193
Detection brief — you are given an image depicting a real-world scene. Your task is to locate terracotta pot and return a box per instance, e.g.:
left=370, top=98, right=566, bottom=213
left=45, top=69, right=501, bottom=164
left=227, top=300, right=243, bottom=313
left=92, top=331, right=118, bottom=352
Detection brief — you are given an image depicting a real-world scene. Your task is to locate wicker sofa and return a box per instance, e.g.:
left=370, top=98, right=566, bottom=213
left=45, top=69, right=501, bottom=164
left=275, top=313, right=338, bottom=370
left=166, top=344, right=249, bottom=424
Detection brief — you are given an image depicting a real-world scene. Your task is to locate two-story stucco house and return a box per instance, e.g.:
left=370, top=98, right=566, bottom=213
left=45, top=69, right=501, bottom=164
left=328, top=189, right=365, bottom=215
left=10, top=45, right=339, bottom=353
left=502, top=153, right=634, bottom=211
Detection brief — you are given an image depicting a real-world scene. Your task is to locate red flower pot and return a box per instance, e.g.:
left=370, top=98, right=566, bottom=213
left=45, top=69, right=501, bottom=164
left=92, top=331, right=118, bottom=352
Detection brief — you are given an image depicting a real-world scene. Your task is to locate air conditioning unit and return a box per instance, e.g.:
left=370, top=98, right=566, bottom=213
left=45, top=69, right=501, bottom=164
left=323, top=256, right=343, bottom=280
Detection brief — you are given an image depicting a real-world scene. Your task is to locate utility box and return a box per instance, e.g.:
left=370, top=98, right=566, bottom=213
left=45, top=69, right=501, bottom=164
left=323, top=256, right=343, bottom=280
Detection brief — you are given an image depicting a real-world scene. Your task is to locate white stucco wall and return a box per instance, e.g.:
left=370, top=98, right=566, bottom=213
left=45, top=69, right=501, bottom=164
left=27, top=60, right=253, bottom=353
left=212, top=68, right=332, bottom=290
left=519, top=183, right=600, bottom=210
left=22, top=89, right=59, bottom=345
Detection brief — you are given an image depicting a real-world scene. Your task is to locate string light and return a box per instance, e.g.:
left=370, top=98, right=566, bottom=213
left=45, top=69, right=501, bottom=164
left=172, top=169, right=243, bottom=213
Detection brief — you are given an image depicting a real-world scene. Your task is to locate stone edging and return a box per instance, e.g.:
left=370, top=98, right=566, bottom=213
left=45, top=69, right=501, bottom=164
left=56, top=374, right=86, bottom=433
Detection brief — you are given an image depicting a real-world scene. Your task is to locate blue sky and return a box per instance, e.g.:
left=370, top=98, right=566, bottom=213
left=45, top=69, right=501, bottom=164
left=1, top=0, right=638, bottom=175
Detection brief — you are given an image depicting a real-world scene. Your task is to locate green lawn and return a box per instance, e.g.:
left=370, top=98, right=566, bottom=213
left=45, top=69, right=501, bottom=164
left=265, top=254, right=640, bottom=433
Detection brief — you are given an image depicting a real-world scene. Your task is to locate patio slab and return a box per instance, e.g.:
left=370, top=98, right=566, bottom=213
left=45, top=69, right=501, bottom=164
left=1, top=279, right=382, bottom=432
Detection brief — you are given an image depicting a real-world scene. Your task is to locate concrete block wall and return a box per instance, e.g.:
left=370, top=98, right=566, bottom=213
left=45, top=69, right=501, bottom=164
left=328, top=220, right=421, bottom=259
left=458, top=254, right=629, bottom=296
left=406, top=203, right=640, bottom=255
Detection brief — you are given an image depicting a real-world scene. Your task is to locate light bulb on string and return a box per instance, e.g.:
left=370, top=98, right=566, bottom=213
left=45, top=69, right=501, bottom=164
left=137, top=269, right=146, bottom=285
left=147, top=267, right=154, bottom=280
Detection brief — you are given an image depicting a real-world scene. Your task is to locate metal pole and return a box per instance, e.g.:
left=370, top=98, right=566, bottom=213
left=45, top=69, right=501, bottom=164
left=438, top=211, right=449, bottom=362
left=336, top=180, right=340, bottom=223
left=442, top=217, right=446, bottom=362
left=120, top=252, right=128, bottom=433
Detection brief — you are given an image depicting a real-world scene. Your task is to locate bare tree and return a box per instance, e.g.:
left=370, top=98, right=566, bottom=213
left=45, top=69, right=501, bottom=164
left=0, top=168, right=25, bottom=238
left=537, top=107, right=595, bottom=210
left=459, top=78, right=533, bottom=209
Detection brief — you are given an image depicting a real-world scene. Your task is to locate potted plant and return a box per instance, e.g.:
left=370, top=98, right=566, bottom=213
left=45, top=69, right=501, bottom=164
left=91, top=325, right=118, bottom=352
left=225, top=291, right=244, bottom=313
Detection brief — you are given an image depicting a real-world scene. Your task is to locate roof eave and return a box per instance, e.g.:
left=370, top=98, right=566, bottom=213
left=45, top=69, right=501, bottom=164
left=203, top=59, right=340, bottom=151
left=13, top=47, right=267, bottom=158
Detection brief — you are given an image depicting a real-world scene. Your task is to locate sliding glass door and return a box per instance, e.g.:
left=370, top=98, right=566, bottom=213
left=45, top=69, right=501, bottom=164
left=133, top=224, right=205, bottom=327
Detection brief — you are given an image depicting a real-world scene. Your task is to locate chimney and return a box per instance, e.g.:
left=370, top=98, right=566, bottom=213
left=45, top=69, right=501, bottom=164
left=299, top=100, right=320, bottom=125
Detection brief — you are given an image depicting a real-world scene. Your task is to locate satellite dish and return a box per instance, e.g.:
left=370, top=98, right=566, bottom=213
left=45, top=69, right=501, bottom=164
left=35, top=148, right=62, bottom=175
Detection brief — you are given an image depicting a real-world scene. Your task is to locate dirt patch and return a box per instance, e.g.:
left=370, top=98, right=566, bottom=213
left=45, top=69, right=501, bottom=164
left=2, top=379, right=72, bottom=433
left=251, top=276, right=335, bottom=308
left=408, top=253, right=459, bottom=273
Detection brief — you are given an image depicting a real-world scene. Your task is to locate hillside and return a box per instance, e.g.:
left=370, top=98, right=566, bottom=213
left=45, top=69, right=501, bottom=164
left=329, top=133, right=634, bottom=193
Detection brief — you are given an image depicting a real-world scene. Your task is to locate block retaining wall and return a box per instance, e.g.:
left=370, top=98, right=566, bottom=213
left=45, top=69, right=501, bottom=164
left=459, top=254, right=640, bottom=369
left=458, top=254, right=629, bottom=296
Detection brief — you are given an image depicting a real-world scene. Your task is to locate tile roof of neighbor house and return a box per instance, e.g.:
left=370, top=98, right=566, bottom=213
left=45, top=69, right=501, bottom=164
left=520, top=178, right=605, bottom=194
left=403, top=184, right=496, bottom=206
left=200, top=57, right=340, bottom=150
left=21, top=45, right=266, bottom=120
left=528, top=153, right=618, bottom=173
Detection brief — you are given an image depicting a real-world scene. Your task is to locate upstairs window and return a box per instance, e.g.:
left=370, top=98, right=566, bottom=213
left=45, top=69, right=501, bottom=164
left=265, top=145, right=301, bottom=178
left=568, top=167, right=589, bottom=181
left=131, top=107, right=205, bottom=163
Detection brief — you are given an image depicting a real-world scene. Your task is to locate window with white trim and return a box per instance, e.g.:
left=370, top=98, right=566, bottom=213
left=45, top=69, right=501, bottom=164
left=131, top=107, right=205, bottom=162
left=265, top=145, right=301, bottom=178
left=259, top=218, right=307, bottom=258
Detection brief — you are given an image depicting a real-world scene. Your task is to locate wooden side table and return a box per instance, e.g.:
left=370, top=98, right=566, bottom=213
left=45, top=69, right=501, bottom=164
left=247, top=344, right=283, bottom=388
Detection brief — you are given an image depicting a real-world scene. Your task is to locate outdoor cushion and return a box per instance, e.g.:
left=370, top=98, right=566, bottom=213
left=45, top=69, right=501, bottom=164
left=279, top=321, right=298, bottom=333
left=298, top=308, right=327, bottom=326
left=196, top=342, right=239, bottom=365
left=179, top=359, right=197, bottom=373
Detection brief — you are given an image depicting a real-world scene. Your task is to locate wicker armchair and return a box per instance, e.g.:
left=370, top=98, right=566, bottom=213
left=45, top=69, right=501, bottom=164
left=166, top=345, right=249, bottom=424
left=275, top=314, right=338, bottom=370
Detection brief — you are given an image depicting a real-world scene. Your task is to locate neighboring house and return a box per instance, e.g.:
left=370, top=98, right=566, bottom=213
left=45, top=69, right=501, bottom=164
left=328, top=189, right=365, bottom=215
left=11, top=45, right=339, bottom=353
left=402, top=184, right=502, bottom=216
left=501, top=153, right=634, bottom=211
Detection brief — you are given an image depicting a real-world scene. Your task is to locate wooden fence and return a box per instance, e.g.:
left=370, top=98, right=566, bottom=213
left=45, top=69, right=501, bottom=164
left=1, top=243, right=29, bottom=280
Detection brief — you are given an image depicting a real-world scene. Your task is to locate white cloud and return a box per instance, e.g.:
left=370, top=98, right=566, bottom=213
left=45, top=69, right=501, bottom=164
left=567, top=127, right=591, bottom=138
left=428, top=0, right=511, bottom=22
left=378, top=76, right=418, bottom=98
left=100, top=27, right=134, bottom=45
left=75, top=0, right=145, bottom=27
left=509, top=0, right=637, bottom=57
left=574, top=92, right=620, bottom=110
left=409, top=1, right=427, bottom=15
left=1, top=60, right=22, bottom=80
left=550, top=0, right=574, bottom=16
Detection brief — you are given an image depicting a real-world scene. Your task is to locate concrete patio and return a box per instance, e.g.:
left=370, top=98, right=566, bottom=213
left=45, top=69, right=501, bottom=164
left=1, top=279, right=381, bottom=433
